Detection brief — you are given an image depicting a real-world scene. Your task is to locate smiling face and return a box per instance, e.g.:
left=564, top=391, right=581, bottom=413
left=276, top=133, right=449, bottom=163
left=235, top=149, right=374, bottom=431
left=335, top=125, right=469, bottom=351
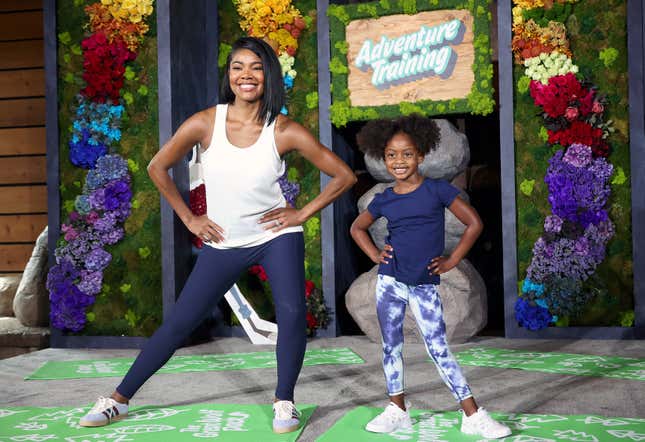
left=228, top=48, right=265, bottom=103
left=384, top=131, right=424, bottom=182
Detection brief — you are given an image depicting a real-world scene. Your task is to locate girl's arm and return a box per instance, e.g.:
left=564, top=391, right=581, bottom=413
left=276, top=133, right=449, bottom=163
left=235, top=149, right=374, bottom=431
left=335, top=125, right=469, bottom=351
left=350, top=210, right=393, bottom=265
left=147, top=108, right=225, bottom=243
left=428, top=196, right=483, bottom=275
left=260, top=116, right=357, bottom=230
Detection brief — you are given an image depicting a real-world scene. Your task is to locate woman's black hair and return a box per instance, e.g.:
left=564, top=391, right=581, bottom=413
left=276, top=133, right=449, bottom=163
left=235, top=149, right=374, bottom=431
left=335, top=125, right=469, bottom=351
left=220, top=37, right=285, bottom=124
left=356, top=114, right=441, bottom=159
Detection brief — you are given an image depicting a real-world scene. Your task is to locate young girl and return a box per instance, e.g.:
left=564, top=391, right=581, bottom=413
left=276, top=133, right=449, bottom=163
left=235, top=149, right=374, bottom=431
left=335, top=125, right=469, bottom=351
left=350, top=115, right=511, bottom=439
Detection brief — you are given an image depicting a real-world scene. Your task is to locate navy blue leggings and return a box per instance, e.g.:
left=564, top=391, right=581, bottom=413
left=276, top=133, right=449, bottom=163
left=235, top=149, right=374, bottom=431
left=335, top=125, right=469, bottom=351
left=116, top=232, right=306, bottom=401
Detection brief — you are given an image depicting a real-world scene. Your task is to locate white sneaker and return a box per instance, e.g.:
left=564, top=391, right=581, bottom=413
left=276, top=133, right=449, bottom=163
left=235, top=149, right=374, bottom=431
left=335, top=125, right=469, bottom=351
left=365, top=402, right=413, bottom=433
left=273, top=400, right=300, bottom=434
left=79, top=396, right=128, bottom=427
left=461, top=407, right=512, bottom=439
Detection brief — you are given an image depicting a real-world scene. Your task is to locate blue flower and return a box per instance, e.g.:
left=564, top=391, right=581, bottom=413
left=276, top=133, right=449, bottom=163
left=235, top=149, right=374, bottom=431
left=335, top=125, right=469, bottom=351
left=515, top=298, right=551, bottom=331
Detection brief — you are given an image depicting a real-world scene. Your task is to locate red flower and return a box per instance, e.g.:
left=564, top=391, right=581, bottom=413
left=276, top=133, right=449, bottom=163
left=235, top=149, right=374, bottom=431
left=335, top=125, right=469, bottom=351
left=248, top=265, right=268, bottom=281
left=306, top=312, right=318, bottom=328
left=80, top=32, right=136, bottom=103
left=548, top=120, right=609, bottom=157
left=189, top=184, right=207, bottom=248
left=529, top=74, right=595, bottom=119
left=305, top=280, right=315, bottom=297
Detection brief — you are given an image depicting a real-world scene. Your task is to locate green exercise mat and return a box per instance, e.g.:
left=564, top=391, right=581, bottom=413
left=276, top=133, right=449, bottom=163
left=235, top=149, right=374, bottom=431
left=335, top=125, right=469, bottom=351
left=0, top=403, right=315, bottom=441
left=26, top=347, right=364, bottom=380
left=316, top=406, right=645, bottom=442
left=455, top=347, right=645, bottom=381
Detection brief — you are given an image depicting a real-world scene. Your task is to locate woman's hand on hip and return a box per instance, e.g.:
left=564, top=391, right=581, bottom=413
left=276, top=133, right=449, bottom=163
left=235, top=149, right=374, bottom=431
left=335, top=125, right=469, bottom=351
left=260, top=207, right=303, bottom=232
left=186, top=215, right=225, bottom=243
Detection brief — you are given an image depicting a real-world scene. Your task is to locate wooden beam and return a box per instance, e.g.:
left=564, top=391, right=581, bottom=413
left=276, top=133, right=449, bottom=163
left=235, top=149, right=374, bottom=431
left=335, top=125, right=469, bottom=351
left=0, top=214, right=47, bottom=242
left=0, top=11, right=44, bottom=41
left=0, top=97, right=46, bottom=128
left=0, top=244, right=33, bottom=272
left=0, top=185, right=47, bottom=214
left=0, top=40, right=44, bottom=70
left=0, top=69, right=45, bottom=98
left=0, top=156, right=46, bottom=184
left=0, top=0, right=42, bottom=12
left=0, top=127, right=46, bottom=156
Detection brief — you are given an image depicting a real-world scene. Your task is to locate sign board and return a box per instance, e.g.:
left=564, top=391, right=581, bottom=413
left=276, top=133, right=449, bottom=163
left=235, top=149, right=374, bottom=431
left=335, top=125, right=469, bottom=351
left=347, top=10, right=474, bottom=106
left=328, top=0, right=494, bottom=125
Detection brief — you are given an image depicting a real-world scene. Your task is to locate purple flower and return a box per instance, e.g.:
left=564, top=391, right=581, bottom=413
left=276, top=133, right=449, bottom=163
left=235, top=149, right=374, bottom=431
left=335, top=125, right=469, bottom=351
left=85, top=248, right=112, bottom=271
left=562, top=143, right=592, bottom=168
left=278, top=171, right=300, bottom=207
left=84, top=154, right=129, bottom=192
left=544, top=215, right=563, bottom=233
left=78, top=270, right=103, bottom=296
left=544, top=150, right=613, bottom=227
left=103, top=227, right=124, bottom=245
left=103, top=179, right=132, bottom=211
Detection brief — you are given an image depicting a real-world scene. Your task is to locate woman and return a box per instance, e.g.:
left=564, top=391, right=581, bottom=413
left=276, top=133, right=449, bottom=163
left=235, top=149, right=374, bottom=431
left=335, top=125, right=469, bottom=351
left=79, top=36, right=356, bottom=434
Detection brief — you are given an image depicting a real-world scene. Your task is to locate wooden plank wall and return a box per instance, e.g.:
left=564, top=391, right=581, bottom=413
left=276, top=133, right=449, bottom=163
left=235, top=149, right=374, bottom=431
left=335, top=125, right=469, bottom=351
left=0, top=0, right=47, bottom=273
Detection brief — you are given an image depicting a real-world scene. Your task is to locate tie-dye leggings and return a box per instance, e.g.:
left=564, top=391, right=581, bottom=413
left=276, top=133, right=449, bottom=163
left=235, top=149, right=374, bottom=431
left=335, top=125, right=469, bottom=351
left=376, top=274, right=472, bottom=402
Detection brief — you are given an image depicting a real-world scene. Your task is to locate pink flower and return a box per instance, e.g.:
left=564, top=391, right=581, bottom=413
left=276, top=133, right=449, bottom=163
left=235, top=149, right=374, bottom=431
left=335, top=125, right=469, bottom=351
left=564, top=106, right=579, bottom=121
left=86, top=211, right=99, bottom=224
left=592, top=101, right=604, bottom=114
left=62, top=224, right=79, bottom=241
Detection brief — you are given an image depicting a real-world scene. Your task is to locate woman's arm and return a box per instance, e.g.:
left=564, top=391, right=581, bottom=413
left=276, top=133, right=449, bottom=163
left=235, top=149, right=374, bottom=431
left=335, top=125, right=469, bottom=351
left=147, top=108, right=225, bottom=242
left=260, top=117, right=357, bottom=230
left=350, top=210, right=392, bottom=265
left=428, top=196, right=483, bottom=275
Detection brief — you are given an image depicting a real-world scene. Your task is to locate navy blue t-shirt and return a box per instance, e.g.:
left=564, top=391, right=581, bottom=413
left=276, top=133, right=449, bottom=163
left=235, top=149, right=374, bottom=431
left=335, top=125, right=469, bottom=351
left=367, top=178, right=460, bottom=286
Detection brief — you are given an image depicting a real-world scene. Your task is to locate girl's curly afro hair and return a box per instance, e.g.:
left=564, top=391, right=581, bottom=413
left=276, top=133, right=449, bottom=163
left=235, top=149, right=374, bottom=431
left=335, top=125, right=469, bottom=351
left=356, top=114, right=441, bottom=159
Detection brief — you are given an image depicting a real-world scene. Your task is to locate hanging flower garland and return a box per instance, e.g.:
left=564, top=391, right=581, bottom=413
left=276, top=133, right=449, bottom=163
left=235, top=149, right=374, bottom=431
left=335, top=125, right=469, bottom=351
left=511, top=0, right=617, bottom=330
left=47, top=0, right=154, bottom=332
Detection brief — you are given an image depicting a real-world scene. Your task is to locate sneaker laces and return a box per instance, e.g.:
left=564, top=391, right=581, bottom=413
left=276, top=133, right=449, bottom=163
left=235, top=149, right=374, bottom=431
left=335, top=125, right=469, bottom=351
left=88, top=396, right=113, bottom=414
left=274, top=401, right=300, bottom=420
left=383, top=403, right=407, bottom=423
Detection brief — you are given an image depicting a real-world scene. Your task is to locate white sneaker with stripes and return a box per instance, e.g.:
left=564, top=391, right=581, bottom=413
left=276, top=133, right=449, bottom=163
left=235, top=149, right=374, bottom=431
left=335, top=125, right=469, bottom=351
left=79, top=396, right=128, bottom=427
left=272, top=400, right=300, bottom=433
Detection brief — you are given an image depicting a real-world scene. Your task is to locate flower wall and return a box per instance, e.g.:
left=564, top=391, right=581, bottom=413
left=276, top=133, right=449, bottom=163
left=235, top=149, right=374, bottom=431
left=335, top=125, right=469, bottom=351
left=513, top=0, right=633, bottom=329
left=51, top=0, right=162, bottom=336
left=218, top=0, right=326, bottom=334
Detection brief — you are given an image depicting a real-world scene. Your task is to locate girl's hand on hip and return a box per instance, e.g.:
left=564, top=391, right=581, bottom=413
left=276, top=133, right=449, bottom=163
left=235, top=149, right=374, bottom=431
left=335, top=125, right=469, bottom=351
left=374, top=244, right=393, bottom=264
left=428, top=256, right=457, bottom=275
left=260, top=207, right=303, bottom=232
left=186, top=215, right=225, bottom=243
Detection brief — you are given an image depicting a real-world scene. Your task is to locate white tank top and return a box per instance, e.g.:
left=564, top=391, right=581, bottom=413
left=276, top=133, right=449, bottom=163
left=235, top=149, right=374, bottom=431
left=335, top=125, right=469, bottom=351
left=201, top=103, right=302, bottom=249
